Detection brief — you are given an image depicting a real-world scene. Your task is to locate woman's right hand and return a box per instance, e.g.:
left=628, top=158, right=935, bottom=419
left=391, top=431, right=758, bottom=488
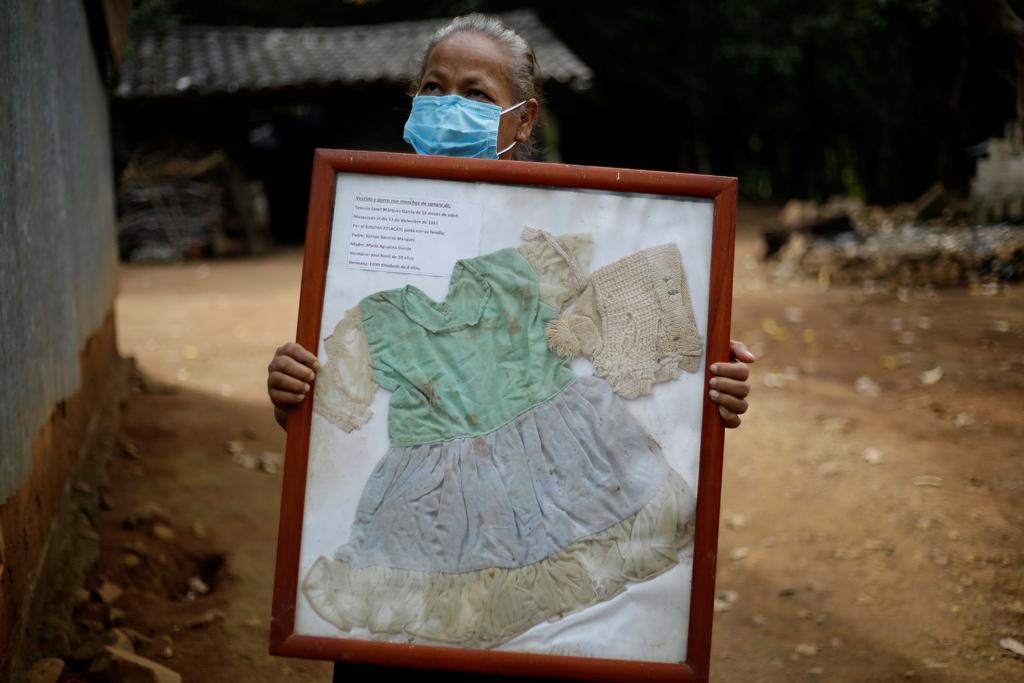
left=268, top=342, right=320, bottom=430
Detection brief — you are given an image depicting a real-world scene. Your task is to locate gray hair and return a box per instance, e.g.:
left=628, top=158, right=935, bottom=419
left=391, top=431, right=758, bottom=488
left=415, top=13, right=543, bottom=158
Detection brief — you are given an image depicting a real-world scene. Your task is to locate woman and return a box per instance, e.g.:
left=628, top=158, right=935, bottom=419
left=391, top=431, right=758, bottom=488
left=268, top=14, right=754, bottom=425
left=268, top=9, right=757, bottom=655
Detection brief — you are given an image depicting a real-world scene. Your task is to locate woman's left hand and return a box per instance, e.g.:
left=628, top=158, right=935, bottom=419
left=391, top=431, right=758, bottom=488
left=709, top=340, right=755, bottom=429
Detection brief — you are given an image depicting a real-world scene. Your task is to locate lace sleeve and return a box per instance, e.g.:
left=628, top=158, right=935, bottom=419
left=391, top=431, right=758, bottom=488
left=517, top=227, right=594, bottom=310
left=313, top=305, right=378, bottom=432
left=547, top=244, right=704, bottom=399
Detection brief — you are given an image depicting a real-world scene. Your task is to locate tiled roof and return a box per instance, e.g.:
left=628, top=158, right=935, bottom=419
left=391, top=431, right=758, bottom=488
left=115, top=10, right=592, bottom=99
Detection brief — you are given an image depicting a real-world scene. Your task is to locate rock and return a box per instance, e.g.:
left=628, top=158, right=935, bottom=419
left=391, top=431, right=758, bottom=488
left=920, top=366, right=944, bottom=385
left=100, top=492, right=114, bottom=510
left=96, top=581, right=124, bottom=605
left=109, top=628, right=135, bottom=652
left=25, top=658, right=64, bottom=683
left=784, top=306, right=804, bottom=324
left=120, top=627, right=154, bottom=647
left=191, top=521, right=207, bottom=538
left=151, top=523, right=175, bottom=541
left=187, top=576, right=210, bottom=596
left=855, top=376, right=881, bottom=397
left=795, top=643, right=818, bottom=656
left=913, top=475, right=943, bottom=488
left=72, top=587, right=91, bottom=605
left=729, top=547, right=750, bottom=561
left=259, top=451, right=283, bottom=474
left=863, top=447, right=885, bottom=465
left=89, top=646, right=182, bottom=683
left=1000, top=637, right=1024, bottom=658
left=74, top=481, right=94, bottom=494
left=714, top=589, right=739, bottom=613
left=991, top=320, right=1011, bottom=333
left=78, top=618, right=106, bottom=634
left=110, top=607, right=128, bottom=624
left=224, top=440, right=245, bottom=456
left=71, top=637, right=108, bottom=663
left=122, top=539, right=149, bottom=557
left=123, top=504, right=169, bottom=529
left=727, top=513, right=748, bottom=530
left=119, top=438, right=142, bottom=459
left=123, top=553, right=142, bottom=569
left=954, top=413, right=973, bottom=428
left=897, top=331, right=916, bottom=345
left=232, top=452, right=259, bottom=469
left=185, top=608, right=225, bottom=629
left=915, top=316, right=933, bottom=330
left=150, top=634, right=174, bottom=659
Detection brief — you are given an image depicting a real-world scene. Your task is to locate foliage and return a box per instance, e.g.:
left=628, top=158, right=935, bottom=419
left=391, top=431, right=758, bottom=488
left=129, top=0, right=1022, bottom=203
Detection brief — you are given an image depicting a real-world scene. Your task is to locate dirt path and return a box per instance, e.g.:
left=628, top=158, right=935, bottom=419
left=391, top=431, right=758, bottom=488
left=76, top=210, right=1023, bottom=682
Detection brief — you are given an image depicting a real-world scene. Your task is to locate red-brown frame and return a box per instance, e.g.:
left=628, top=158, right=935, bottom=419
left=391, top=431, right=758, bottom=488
left=270, top=149, right=737, bottom=683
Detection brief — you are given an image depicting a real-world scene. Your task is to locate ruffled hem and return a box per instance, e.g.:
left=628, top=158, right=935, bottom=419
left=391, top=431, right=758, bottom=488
left=313, top=397, right=373, bottom=433
left=301, top=469, right=695, bottom=648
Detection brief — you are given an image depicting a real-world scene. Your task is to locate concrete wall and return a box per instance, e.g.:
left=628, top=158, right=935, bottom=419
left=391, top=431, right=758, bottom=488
left=0, top=0, right=120, bottom=672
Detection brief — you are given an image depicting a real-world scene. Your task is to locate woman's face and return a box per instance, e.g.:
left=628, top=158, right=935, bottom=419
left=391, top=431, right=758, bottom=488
left=416, top=32, right=539, bottom=159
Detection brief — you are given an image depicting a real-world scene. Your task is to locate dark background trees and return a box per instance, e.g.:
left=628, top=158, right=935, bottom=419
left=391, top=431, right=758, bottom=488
left=129, top=0, right=1022, bottom=204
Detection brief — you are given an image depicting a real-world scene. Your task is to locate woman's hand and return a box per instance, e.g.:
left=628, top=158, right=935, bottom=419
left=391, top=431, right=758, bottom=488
left=709, top=340, right=755, bottom=429
left=268, top=342, right=320, bottom=430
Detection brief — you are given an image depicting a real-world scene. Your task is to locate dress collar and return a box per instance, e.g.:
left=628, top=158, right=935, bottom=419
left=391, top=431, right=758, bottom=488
left=401, top=259, right=491, bottom=333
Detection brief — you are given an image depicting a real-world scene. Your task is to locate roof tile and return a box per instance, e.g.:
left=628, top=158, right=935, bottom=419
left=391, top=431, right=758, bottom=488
left=116, top=10, right=592, bottom=99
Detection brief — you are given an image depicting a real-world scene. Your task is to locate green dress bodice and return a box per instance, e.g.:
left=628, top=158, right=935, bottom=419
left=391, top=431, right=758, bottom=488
left=359, top=248, right=576, bottom=447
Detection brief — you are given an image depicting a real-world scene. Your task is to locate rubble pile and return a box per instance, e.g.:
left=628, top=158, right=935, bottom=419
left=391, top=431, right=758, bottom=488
left=765, top=186, right=1024, bottom=289
left=21, top=433, right=228, bottom=683
left=118, top=148, right=269, bottom=262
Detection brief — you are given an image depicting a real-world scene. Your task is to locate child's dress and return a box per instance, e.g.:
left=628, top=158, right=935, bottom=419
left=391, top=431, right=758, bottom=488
left=303, top=231, right=698, bottom=648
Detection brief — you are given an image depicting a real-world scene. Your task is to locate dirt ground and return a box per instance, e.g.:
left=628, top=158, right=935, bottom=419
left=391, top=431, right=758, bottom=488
left=55, top=205, right=1023, bottom=682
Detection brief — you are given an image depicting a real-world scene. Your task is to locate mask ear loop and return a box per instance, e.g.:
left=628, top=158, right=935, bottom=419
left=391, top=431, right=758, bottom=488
left=500, top=101, right=527, bottom=115
left=497, top=101, right=528, bottom=157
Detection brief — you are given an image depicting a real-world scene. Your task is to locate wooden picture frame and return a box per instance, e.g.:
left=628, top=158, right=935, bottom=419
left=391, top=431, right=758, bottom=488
left=270, top=149, right=737, bottom=683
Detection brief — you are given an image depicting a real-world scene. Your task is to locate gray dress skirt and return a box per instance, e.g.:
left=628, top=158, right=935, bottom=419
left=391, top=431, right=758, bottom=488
left=302, top=375, right=697, bottom=648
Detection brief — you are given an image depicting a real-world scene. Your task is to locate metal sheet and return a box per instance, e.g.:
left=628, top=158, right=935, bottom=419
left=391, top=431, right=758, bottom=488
left=0, top=0, right=118, bottom=501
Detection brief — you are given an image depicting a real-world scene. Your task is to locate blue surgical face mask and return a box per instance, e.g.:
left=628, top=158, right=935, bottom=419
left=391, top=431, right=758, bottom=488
left=403, top=95, right=526, bottom=159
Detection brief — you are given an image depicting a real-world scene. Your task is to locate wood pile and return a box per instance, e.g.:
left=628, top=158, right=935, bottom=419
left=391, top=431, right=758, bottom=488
left=117, top=149, right=269, bottom=262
